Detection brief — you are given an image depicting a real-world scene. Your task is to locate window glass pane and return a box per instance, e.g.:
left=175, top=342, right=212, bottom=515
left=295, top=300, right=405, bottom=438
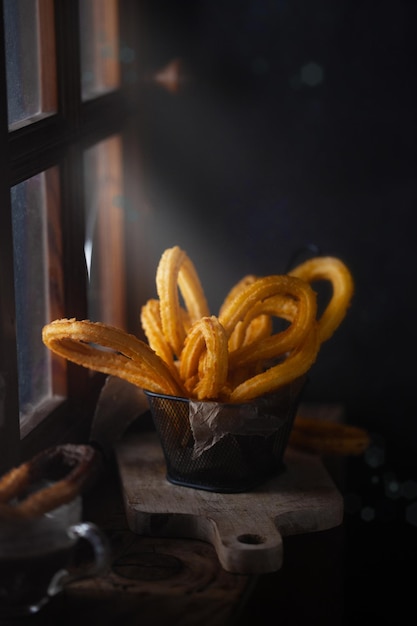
left=11, top=169, right=66, bottom=433
left=84, top=136, right=126, bottom=326
left=79, top=0, right=121, bottom=101
left=3, top=0, right=57, bottom=129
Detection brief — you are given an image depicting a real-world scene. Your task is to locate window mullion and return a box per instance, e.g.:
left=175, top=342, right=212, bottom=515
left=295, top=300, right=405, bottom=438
left=54, top=0, right=82, bottom=129
left=59, top=145, right=92, bottom=401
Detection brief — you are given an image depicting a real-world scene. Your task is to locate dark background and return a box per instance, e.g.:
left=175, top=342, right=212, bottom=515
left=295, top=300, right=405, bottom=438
left=135, top=0, right=416, bottom=469
left=121, top=3, right=417, bottom=623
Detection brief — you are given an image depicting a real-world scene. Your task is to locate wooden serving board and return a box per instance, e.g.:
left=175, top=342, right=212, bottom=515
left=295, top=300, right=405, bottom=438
left=116, top=432, right=343, bottom=575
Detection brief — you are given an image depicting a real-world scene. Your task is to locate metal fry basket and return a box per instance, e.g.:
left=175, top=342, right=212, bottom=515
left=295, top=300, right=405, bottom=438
left=144, top=377, right=305, bottom=493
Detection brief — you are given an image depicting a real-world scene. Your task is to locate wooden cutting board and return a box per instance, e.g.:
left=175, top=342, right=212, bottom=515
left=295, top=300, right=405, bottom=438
left=116, top=431, right=343, bottom=575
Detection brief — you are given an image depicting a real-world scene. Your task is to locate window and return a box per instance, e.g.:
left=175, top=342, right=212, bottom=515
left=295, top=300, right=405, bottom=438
left=4, top=0, right=57, bottom=129
left=79, top=0, right=120, bottom=100
left=84, top=135, right=126, bottom=326
left=0, top=0, right=146, bottom=471
left=11, top=167, right=66, bottom=436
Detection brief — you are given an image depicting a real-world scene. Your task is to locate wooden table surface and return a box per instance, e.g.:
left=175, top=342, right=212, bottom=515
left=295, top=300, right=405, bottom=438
left=20, top=462, right=252, bottom=626
left=11, top=443, right=345, bottom=626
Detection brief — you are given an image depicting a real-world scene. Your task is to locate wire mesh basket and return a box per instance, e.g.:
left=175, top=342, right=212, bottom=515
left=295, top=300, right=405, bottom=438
left=144, top=377, right=306, bottom=493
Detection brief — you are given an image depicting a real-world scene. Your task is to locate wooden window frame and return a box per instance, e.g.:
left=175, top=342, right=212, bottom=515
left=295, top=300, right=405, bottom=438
left=0, top=0, right=144, bottom=471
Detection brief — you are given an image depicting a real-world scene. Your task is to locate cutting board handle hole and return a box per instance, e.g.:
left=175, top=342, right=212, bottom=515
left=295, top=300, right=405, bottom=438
left=237, top=533, right=265, bottom=545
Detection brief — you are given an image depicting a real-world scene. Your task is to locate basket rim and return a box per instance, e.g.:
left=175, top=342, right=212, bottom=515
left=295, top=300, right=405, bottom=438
left=143, top=389, right=190, bottom=403
left=143, top=379, right=307, bottom=408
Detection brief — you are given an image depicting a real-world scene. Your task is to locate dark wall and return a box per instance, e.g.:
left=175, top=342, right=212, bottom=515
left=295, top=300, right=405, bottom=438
left=137, top=0, right=417, bottom=464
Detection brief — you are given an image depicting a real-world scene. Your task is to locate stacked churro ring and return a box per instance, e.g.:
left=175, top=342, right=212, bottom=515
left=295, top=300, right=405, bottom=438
left=0, top=444, right=99, bottom=520
left=42, top=245, right=354, bottom=404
